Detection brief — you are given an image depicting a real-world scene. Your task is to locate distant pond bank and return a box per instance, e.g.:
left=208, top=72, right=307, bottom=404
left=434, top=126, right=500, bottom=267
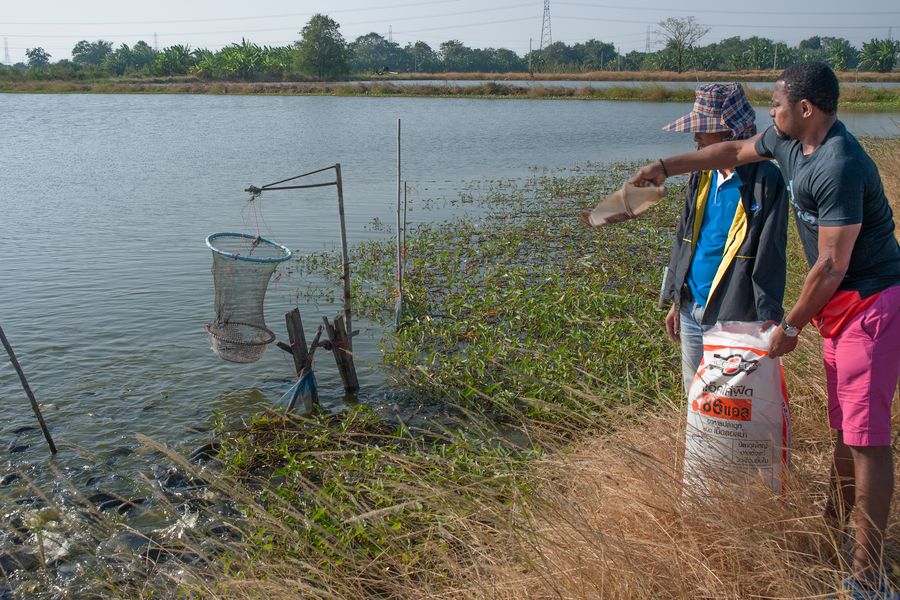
left=2, top=78, right=899, bottom=111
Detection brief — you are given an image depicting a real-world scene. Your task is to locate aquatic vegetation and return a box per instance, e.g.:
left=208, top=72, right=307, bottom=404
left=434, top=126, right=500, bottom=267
left=302, top=163, right=686, bottom=421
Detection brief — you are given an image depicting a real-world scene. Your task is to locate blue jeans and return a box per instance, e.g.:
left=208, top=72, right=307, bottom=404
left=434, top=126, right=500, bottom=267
left=679, top=300, right=711, bottom=395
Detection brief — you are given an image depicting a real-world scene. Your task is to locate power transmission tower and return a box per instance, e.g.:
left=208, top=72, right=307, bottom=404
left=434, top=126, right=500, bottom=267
left=645, top=25, right=651, bottom=53
left=154, top=33, right=158, bottom=51
left=539, top=0, right=552, bottom=50
left=388, top=25, right=393, bottom=44
left=3, top=38, right=9, bottom=65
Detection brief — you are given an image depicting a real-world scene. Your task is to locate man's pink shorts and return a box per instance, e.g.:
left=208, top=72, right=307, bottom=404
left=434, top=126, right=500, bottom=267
left=824, top=284, right=900, bottom=447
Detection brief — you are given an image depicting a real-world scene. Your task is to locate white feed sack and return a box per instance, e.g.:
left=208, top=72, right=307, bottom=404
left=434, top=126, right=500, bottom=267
left=684, top=322, right=792, bottom=495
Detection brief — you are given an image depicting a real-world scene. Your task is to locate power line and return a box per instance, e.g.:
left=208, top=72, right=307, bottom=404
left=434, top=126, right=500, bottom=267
left=378, top=16, right=540, bottom=35
left=2, top=4, right=537, bottom=39
left=555, top=1, right=900, bottom=16
left=0, top=0, right=468, bottom=26
left=5, top=31, right=648, bottom=51
left=554, top=15, right=900, bottom=29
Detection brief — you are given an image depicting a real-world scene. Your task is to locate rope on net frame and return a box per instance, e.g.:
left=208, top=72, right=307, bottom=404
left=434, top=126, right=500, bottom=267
left=205, top=164, right=353, bottom=365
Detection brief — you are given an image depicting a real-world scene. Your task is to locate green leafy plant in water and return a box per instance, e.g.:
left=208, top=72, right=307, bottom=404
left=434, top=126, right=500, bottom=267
left=301, top=162, right=687, bottom=421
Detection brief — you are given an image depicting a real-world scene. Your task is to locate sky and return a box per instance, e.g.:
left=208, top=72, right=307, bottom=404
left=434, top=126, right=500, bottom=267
left=2, top=0, right=897, bottom=65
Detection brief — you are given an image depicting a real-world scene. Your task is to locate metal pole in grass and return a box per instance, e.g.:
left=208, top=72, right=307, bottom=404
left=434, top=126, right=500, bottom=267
left=403, top=181, right=408, bottom=272
left=0, top=324, right=57, bottom=454
left=396, top=119, right=403, bottom=331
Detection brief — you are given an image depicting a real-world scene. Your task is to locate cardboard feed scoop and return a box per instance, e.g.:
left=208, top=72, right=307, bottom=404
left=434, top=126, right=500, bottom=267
left=586, top=183, right=667, bottom=227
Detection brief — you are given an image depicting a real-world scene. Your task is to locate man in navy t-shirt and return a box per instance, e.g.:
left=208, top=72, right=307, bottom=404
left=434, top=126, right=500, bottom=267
left=630, top=62, right=900, bottom=598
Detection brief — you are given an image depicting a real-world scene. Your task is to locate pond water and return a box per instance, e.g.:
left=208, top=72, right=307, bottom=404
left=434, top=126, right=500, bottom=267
left=0, top=93, right=897, bottom=481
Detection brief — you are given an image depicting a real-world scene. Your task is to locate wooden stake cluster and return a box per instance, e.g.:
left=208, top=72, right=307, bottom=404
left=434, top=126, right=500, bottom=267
left=276, top=309, right=321, bottom=411
left=277, top=308, right=359, bottom=401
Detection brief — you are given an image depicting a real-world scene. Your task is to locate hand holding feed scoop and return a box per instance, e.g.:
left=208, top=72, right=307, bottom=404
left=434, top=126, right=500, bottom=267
left=579, top=183, right=667, bottom=227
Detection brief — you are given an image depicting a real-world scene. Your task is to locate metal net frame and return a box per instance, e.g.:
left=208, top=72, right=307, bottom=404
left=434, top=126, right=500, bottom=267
left=206, top=232, right=292, bottom=363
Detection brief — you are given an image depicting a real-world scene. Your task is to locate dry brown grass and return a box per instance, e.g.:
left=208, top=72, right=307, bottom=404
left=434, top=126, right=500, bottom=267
left=443, top=415, right=849, bottom=599
left=868, top=137, right=900, bottom=225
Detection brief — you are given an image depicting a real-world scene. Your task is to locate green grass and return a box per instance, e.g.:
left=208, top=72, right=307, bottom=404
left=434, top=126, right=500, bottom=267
left=297, top=164, right=684, bottom=421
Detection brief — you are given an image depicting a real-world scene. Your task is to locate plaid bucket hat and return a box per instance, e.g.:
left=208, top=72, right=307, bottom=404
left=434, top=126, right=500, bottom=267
left=663, top=82, right=757, bottom=140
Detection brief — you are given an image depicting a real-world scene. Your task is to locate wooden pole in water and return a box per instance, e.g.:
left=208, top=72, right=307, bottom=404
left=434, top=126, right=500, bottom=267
left=323, top=316, right=359, bottom=394
left=403, top=181, right=408, bottom=271
left=0, top=324, right=57, bottom=454
left=282, top=308, right=309, bottom=375
left=334, top=163, right=352, bottom=351
left=395, top=119, right=403, bottom=331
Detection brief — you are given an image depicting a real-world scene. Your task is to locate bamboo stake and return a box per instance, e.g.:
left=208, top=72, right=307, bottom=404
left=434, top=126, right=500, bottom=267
left=0, top=324, right=57, bottom=454
left=283, top=308, right=309, bottom=375
left=323, top=316, right=359, bottom=394
left=395, top=119, right=403, bottom=331
left=334, top=163, right=352, bottom=351
left=402, top=181, right=408, bottom=272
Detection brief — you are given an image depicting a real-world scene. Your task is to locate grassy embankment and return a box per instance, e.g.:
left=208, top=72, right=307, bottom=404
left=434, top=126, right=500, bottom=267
left=389, top=69, right=900, bottom=83
left=114, top=138, right=899, bottom=599
left=2, top=75, right=899, bottom=111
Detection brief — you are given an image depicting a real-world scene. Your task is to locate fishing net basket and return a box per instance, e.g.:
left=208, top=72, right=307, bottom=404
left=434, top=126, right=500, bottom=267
left=206, top=232, right=292, bottom=363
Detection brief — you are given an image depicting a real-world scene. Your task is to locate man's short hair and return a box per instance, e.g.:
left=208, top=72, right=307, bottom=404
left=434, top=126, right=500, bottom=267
left=779, top=61, right=840, bottom=115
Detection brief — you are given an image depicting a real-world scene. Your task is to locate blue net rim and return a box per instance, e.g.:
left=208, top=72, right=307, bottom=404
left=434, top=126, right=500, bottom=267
left=206, top=232, right=292, bottom=264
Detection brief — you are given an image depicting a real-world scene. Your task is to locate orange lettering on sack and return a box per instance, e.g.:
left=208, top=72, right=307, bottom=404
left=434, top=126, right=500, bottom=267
left=696, top=393, right=752, bottom=422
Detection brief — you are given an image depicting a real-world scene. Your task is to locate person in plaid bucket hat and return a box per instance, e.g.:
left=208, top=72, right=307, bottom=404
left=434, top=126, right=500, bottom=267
left=658, top=82, right=788, bottom=401
left=662, top=82, right=758, bottom=141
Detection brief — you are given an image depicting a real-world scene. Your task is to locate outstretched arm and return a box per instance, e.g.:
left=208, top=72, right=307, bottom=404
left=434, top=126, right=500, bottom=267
left=629, top=134, right=768, bottom=186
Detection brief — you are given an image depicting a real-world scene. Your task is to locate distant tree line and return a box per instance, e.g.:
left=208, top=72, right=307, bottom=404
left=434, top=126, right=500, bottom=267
left=4, top=14, right=898, bottom=82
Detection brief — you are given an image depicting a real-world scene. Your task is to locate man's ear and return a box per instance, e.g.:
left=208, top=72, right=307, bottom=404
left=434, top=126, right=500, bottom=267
left=799, top=99, right=813, bottom=118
